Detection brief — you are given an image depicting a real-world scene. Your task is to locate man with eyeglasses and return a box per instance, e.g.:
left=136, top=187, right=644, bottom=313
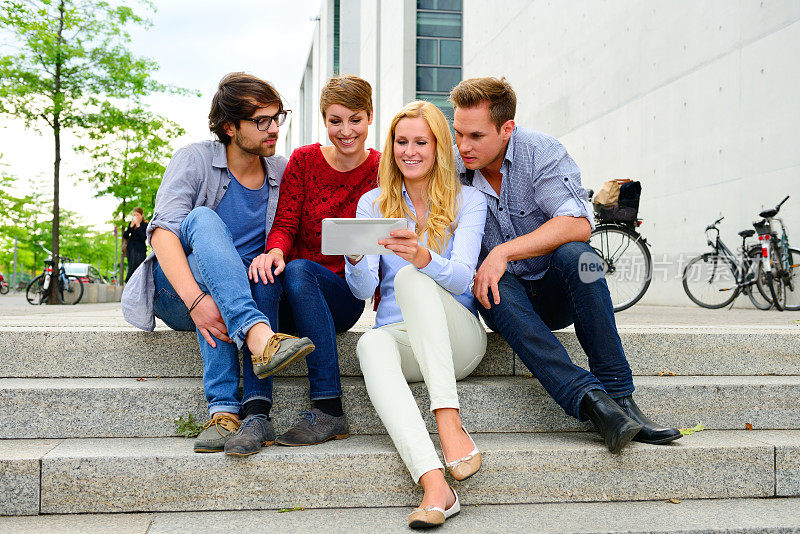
left=123, top=72, right=313, bottom=456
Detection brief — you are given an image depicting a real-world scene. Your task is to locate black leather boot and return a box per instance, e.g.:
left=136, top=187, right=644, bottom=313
left=579, top=389, right=642, bottom=454
left=614, top=395, right=682, bottom=444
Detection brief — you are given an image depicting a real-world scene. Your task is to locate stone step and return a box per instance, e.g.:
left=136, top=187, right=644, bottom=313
left=3, top=430, right=797, bottom=516
left=1, top=326, right=798, bottom=378
left=3, top=375, right=799, bottom=439
left=4, top=497, right=800, bottom=533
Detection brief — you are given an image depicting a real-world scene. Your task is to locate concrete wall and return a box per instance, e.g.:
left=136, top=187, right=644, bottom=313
left=375, top=0, right=417, bottom=146
left=463, top=0, right=800, bottom=306
left=359, top=0, right=381, bottom=149
left=287, top=0, right=336, bottom=152
left=289, top=0, right=417, bottom=151
left=340, top=0, right=362, bottom=76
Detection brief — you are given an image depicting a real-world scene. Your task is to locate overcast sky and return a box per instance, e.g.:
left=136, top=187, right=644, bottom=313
left=0, top=0, right=321, bottom=231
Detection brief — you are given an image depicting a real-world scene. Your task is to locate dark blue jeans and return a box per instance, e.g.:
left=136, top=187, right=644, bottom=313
left=278, top=259, right=365, bottom=400
left=481, top=241, right=634, bottom=420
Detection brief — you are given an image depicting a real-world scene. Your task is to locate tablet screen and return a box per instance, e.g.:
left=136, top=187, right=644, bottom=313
left=321, top=218, right=408, bottom=255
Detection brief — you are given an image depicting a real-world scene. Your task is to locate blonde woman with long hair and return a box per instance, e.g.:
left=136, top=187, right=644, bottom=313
left=345, top=101, right=488, bottom=529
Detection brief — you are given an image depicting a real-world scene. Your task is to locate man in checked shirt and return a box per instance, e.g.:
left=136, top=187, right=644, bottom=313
left=450, top=77, right=680, bottom=453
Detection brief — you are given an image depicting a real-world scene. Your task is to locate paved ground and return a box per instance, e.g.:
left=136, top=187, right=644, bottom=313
left=1, top=291, right=798, bottom=329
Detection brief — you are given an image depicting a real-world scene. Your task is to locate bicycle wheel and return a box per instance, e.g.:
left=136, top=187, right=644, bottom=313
left=0, top=283, right=8, bottom=295
left=25, top=275, right=47, bottom=305
left=782, top=247, right=800, bottom=311
left=57, top=275, right=84, bottom=305
left=682, top=253, right=739, bottom=309
left=757, top=247, right=785, bottom=311
left=745, top=248, right=772, bottom=310
left=588, top=225, right=652, bottom=312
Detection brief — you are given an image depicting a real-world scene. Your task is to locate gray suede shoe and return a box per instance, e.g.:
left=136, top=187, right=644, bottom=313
left=224, top=414, right=276, bottom=457
left=275, top=408, right=350, bottom=446
left=252, top=333, right=315, bottom=379
left=194, top=413, right=240, bottom=453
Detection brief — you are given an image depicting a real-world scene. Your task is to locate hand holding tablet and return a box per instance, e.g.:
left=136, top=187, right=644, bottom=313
left=321, top=218, right=408, bottom=256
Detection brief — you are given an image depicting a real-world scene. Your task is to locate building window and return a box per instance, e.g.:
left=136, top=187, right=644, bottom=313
left=333, top=0, right=341, bottom=75
left=415, top=0, right=462, bottom=125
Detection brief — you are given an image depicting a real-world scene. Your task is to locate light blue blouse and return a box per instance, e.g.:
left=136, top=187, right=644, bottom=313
left=345, top=184, right=488, bottom=328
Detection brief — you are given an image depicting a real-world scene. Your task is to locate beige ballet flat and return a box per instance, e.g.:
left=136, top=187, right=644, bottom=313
left=444, top=426, right=482, bottom=481
left=408, top=489, right=460, bottom=529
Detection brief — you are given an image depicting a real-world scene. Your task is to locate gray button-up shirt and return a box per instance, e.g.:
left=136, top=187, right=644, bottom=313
left=456, top=126, right=594, bottom=281
left=121, top=140, right=286, bottom=330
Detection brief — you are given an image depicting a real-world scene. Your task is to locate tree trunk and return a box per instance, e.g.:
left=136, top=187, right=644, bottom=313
left=120, top=198, right=127, bottom=282
left=47, top=116, right=61, bottom=304
left=46, top=0, right=66, bottom=305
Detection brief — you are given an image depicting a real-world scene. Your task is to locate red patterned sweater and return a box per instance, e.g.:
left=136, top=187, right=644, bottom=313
left=266, top=143, right=381, bottom=277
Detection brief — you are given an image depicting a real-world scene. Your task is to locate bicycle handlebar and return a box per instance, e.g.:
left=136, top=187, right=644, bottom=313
left=706, top=216, right=724, bottom=231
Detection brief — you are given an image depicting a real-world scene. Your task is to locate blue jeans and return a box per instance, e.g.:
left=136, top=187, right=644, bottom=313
left=152, top=207, right=275, bottom=416
left=152, top=207, right=363, bottom=414
left=481, top=241, right=634, bottom=420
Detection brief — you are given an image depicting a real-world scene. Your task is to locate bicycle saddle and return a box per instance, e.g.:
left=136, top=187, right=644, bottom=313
left=759, top=208, right=778, bottom=218
left=738, top=229, right=755, bottom=238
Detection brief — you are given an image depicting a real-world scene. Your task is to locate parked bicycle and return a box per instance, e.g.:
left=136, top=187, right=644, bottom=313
left=26, top=248, right=84, bottom=305
left=752, top=195, right=798, bottom=311
left=587, top=188, right=653, bottom=312
left=682, top=217, right=772, bottom=310
left=106, top=268, right=119, bottom=285
left=0, top=271, right=9, bottom=295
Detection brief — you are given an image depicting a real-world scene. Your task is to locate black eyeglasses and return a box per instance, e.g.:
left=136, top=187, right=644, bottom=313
left=242, top=110, right=291, bottom=131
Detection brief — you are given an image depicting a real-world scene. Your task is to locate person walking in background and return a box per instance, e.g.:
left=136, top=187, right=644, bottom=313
left=250, top=74, right=380, bottom=447
left=122, top=207, right=148, bottom=283
left=449, top=76, right=681, bottom=454
left=346, top=101, right=488, bottom=529
left=122, top=73, right=314, bottom=456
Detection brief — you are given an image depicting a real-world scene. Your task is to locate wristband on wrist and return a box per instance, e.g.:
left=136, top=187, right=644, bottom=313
left=187, top=291, right=208, bottom=316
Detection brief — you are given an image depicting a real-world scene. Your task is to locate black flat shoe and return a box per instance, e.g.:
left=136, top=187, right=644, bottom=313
left=614, top=395, right=683, bottom=444
left=579, top=389, right=642, bottom=454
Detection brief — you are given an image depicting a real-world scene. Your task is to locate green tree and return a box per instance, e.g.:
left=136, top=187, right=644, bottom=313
left=0, top=171, right=52, bottom=284
left=0, top=0, right=180, bottom=302
left=0, top=172, right=119, bottom=286
left=0, top=172, right=36, bottom=282
left=77, top=103, right=184, bottom=224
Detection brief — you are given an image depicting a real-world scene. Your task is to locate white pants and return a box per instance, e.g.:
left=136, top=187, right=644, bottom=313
left=357, top=266, right=488, bottom=483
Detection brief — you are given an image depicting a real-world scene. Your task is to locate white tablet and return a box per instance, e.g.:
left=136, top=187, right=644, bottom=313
left=321, top=218, right=408, bottom=256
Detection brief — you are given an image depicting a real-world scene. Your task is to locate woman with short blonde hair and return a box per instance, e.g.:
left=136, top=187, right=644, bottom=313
left=346, top=101, right=488, bottom=529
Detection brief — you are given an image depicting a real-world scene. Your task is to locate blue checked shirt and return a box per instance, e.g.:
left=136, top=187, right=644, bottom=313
left=455, top=126, right=595, bottom=281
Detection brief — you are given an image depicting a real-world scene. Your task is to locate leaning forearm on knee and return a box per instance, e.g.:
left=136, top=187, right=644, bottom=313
left=151, top=228, right=202, bottom=305
left=500, top=216, right=592, bottom=261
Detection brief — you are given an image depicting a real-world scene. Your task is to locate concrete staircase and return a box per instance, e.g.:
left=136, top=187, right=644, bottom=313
left=1, top=324, right=799, bottom=530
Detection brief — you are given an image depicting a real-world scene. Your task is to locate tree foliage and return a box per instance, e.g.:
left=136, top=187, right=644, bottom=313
left=0, top=0, right=185, bottom=300
left=76, top=103, right=185, bottom=226
left=0, top=171, right=119, bottom=283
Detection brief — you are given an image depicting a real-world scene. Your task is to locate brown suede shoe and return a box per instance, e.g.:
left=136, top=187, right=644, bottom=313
left=275, top=408, right=349, bottom=446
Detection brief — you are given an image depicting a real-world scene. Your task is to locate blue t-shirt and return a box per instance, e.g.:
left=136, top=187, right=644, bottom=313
left=214, top=169, right=269, bottom=263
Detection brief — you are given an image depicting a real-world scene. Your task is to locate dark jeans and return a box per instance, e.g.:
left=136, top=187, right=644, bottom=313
left=481, top=241, right=634, bottom=420
left=269, top=258, right=365, bottom=400
left=152, top=207, right=363, bottom=416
